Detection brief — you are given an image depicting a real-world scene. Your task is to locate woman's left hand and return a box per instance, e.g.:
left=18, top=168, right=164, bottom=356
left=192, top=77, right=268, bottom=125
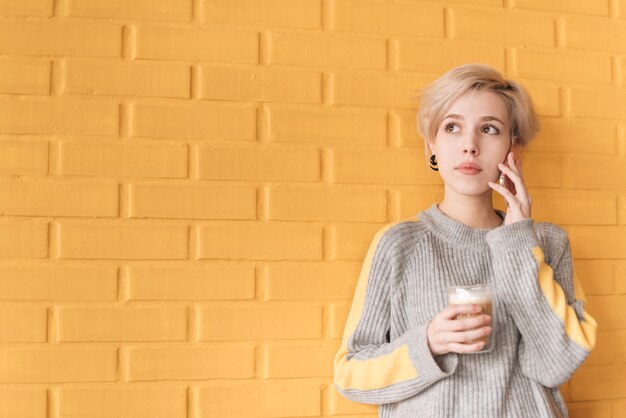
left=488, top=151, right=532, bottom=225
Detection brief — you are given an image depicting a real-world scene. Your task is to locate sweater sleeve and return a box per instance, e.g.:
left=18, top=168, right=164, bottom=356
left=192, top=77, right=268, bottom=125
left=333, top=223, right=459, bottom=405
left=485, top=219, right=597, bottom=388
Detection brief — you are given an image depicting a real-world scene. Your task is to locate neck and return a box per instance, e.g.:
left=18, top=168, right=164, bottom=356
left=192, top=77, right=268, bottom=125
left=438, top=186, right=503, bottom=229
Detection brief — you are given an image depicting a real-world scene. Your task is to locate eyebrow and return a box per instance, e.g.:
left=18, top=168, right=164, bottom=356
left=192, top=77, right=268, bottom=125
left=443, top=114, right=506, bottom=125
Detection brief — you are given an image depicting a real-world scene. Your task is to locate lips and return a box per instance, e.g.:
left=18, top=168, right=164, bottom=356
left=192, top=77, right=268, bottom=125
left=457, top=167, right=481, bottom=175
left=455, top=163, right=482, bottom=175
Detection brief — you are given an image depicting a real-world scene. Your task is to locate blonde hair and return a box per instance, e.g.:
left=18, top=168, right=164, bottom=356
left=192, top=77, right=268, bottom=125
left=417, top=64, right=540, bottom=149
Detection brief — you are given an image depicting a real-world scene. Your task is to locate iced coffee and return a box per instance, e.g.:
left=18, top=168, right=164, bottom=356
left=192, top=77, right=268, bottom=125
left=447, top=283, right=495, bottom=353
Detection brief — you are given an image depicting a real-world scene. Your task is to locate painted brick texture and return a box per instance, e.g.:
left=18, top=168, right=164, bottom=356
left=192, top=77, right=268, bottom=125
left=0, top=0, right=624, bottom=417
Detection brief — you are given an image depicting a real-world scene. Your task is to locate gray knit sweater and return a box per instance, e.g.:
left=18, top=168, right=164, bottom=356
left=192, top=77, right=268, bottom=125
left=334, top=204, right=597, bottom=418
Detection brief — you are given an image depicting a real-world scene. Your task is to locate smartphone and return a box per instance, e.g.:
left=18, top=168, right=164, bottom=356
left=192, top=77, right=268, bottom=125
left=498, top=147, right=521, bottom=195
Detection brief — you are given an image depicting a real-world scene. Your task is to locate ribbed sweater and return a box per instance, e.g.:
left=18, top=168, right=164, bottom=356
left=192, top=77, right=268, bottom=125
left=334, top=204, right=597, bottom=418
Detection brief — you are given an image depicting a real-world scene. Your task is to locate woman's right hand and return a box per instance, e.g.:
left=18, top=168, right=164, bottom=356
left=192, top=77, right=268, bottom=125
left=426, top=304, right=492, bottom=356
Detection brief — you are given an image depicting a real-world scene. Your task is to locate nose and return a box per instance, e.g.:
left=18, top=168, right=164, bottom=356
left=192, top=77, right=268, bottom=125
left=462, top=131, right=479, bottom=156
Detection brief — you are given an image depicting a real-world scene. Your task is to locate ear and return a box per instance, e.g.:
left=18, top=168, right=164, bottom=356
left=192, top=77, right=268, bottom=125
left=427, top=141, right=437, bottom=155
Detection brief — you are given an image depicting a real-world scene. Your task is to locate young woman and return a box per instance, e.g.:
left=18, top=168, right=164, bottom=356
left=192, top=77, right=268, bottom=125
left=333, top=64, right=597, bottom=417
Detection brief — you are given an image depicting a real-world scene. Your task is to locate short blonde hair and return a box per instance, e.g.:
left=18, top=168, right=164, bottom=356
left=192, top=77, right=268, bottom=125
left=417, top=64, right=540, bottom=148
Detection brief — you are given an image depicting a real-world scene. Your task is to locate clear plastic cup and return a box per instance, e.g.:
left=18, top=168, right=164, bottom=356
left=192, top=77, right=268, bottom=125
left=447, top=283, right=495, bottom=353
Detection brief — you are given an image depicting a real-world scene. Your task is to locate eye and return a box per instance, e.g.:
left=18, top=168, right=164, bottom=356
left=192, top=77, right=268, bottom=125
left=482, top=124, right=500, bottom=135
left=444, top=123, right=460, bottom=133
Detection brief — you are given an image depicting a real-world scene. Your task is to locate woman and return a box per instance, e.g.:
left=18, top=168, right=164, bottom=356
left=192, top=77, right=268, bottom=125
left=333, top=64, right=597, bottom=417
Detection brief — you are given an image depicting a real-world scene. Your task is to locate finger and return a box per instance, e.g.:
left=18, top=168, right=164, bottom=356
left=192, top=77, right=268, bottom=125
left=440, top=304, right=482, bottom=320
left=447, top=314, right=491, bottom=332
left=448, top=341, right=485, bottom=354
left=507, top=152, right=521, bottom=177
left=456, top=326, right=492, bottom=344
left=497, top=163, right=531, bottom=206
left=488, top=180, right=519, bottom=209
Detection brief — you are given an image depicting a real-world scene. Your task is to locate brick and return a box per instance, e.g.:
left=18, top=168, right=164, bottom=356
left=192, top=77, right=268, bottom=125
left=395, top=187, right=443, bottom=219
left=586, top=296, right=626, bottom=329
left=521, top=154, right=561, bottom=188
left=530, top=119, right=616, bottom=155
left=268, top=186, right=387, bottom=222
left=389, top=109, right=426, bottom=148
left=59, top=141, right=188, bottom=178
left=58, top=223, right=188, bottom=260
left=0, top=388, right=47, bottom=418
left=67, top=0, right=192, bottom=21
left=584, top=330, right=614, bottom=366
left=327, top=223, right=383, bottom=260
left=0, top=21, right=121, bottom=57
left=269, top=32, right=386, bottom=69
left=128, top=265, right=255, bottom=300
left=571, top=87, right=626, bottom=120
left=333, top=0, right=442, bottom=36
left=0, top=348, right=116, bottom=382
left=135, top=26, right=258, bottom=63
left=520, top=83, right=560, bottom=117
left=199, top=305, right=322, bottom=340
left=0, top=139, right=48, bottom=175
left=0, top=98, right=118, bottom=136
left=565, top=156, right=626, bottom=190
left=132, top=102, right=256, bottom=140
left=0, top=180, right=118, bottom=217
left=621, top=0, right=626, bottom=18
left=204, top=0, right=321, bottom=29
left=450, top=7, right=554, bottom=46
left=395, top=39, right=504, bottom=73
left=512, top=0, right=608, bottom=15
left=129, top=345, right=254, bottom=381
left=331, top=148, right=440, bottom=185
left=328, top=385, right=378, bottom=415
left=0, top=221, right=48, bottom=259
left=198, top=384, right=321, bottom=417
left=265, top=262, right=360, bottom=300
left=0, top=306, right=47, bottom=342
left=331, top=72, right=432, bottom=108
left=0, top=265, right=117, bottom=300
left=327, top=303, right=350, bottom=338
left=568, top=401, right=612, bottom=418
left=268, top=104, right=386, bottom=146
left=65, top=60, right=190, bottom=98
left=565, top=17, right=626, bottom=52
left=0, top=59, right=50, bottom=94
left=59, top=388, right=186, bottom=418
left=617, top=331, right=626, bottom=364
left=617, top=262, right=626, bottom=294
left=129, top=183, right=255, bottom=220
left=200, top=65, right=321, bottom=104
left=265, top=341, right=338, bottom=377
left=196, top=145, right=319, bottom=182
left=58, top=307, right=187, bottom=342
left=0, top=0, right=52, bottom=15
left=571, top=365, right=626, bottom=400
left=573, top=260, right=615, bottom=295
left=530, top=190, right=616, bottom=225
left=615, top=399, right=626, bottom=418
left=197, top=222, right=323, bottom=260
left=515, top=49, right=612, bottom=84
left=570, top=228, right=626, bottom=259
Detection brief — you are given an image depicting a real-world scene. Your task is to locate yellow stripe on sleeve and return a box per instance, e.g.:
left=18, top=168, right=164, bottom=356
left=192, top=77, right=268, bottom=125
left=334, top=219, right=420, bottom=392
left=531, top=247, right=597, bottom=352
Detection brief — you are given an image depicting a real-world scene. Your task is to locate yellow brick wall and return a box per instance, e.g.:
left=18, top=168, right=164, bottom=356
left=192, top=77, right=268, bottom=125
left=0, top=0, right=624, bottom=417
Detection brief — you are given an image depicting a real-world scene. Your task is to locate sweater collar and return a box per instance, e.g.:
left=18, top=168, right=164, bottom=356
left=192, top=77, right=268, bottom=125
left=418, top=204, right=506, bottom=248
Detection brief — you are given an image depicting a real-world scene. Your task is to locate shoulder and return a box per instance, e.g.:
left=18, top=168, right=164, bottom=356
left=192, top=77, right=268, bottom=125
left=533, top=220, right=571, bottom=259
left=533, top=221, right=569, bottom=243
left=370, top=216, right=429, bottom=256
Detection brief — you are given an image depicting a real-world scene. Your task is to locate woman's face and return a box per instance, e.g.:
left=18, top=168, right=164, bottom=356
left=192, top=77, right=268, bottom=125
left=429, top=89, right=512, bottom=197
